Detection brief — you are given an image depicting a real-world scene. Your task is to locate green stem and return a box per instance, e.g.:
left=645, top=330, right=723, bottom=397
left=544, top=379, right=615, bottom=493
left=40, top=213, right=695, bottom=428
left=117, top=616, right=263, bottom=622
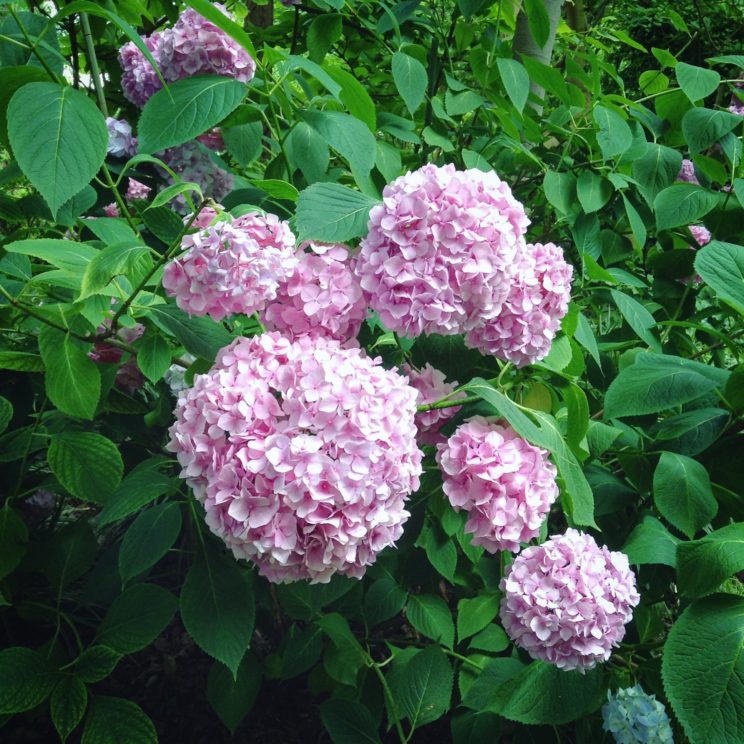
left=368, top=654, right=407, bottom=744
left=417, top=394, right=480, bottom=413
left=7, top=7, right=61, bottom=82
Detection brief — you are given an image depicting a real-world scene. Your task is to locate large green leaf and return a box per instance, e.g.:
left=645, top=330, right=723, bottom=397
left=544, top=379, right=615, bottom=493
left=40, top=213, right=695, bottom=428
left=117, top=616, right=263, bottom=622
left=50, top=676, right=87, bottom=743
left=577, top=170, right=612, bottom=213
left=695, top=241, right=744, bottom=316
left=79, top=243, right=152, bottom=300
left=610, top=290, right=661, bottom=351
left=496, top=57, right=529, bottom=113
left=392, top=52, right=427, bottom=115
left=48, top=431, right=123, bottom=503
left=96, top=583, right=177, bottom=654
left=682, top=107, right=742, bottom=153
left=524, top=0, right=550, bottom=47
left=632, top=143, right=683, bottom=205
left=320, top=699, right=381, bottom=744
left=138, top=75, right=246, bottom=153
left=676, top=62, right=721, bottom=102
left=4, top=238, right=97, bottom=272
left=593, top=105, right=633, bottom=160
left=623, top=516, right=680, bottom=568
left=0, top=647, right=55, bottom=714
left=207, top=654, right=261, bottom=735
left=677, top=524, right=744, bottom=597
left=654, top=184, right=720, bottom=230
left=0, top=507, right=28, bottom=580
left=180, top=548, right=255, bottom=677
left=81, top=696, right=156, bottom=744
left=662, top=595, right=744, bottom=743
left=148, top=303, right=232, bottom=361
left=285, top=122, right=330, bottom=183
left=136, top=333, right=172, bottom=383
left=296, top=183, right=379, bottom=242
left=457, top=595, right=500, bottom=642
left=653, top=451, right=717, bottom=538
left=394, top=646, right=453, bottom=730
left=316, top=612, right=367, bottom=686
left=0, top=66, right=50, bottom=147
left=7, top=83, right=107, bottom=217
left=406, top=594, right=454, bottom=649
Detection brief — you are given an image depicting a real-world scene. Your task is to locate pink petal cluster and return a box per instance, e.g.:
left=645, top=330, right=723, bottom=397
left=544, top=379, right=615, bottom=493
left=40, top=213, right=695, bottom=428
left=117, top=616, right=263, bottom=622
left=168, top=333, right=423, bottom=583
left=677, top=159, right=699, bottom=185
left=160, top=142, right=234, bottom=213
left=465, top=242, right=573, bottom=367
left=103, top=203, right=120, bottom=218
left=689, top=224, right=711, bottom=247
left=436, top=416, right=559, bottom=552
left=403, top=363, right=465, bottom=446
left=261, top=242, right=367, bottom=342
left=162, top=211, right=298, bottom=321
left=188, top=205, right=224, bottom=229
left=126, top=178, right=151, bottom=201
left=119, top=32, right=163, bottom=108
left=500, top=529, right=640, bottom=671
left=355, top=164, right=529, bottom=337
left=158, top=4, right=255, bottom=85
left=106, top=117, right=137, bottom=158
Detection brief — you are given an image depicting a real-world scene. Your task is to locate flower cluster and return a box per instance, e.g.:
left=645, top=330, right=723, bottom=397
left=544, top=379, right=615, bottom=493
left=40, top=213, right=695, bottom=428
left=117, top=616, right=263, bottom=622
left=436, top=416, right=559, bottom=552
left=261, top=243, right=367, bottom=342
left=465, top=242, right=573, bottom=367
left=602, top=686, right=674, bottom=743
left=125, top=178, right=151, bottom=202
left=689, top=224, right=711, bottom=247
left=168, top=333, right=423, bottom=583
left=355, top=164, right=529, bottom=337
left=106, top=117, right=137, bottom=158
left=162, top=211, right=297, bottom=321
left=403, top=363, right=465, bottom=446
left=677, top=158, right=699, bottom=185
left=119, top=3, right=254, bottom=108
left=500, top=529, right=640, bottom=671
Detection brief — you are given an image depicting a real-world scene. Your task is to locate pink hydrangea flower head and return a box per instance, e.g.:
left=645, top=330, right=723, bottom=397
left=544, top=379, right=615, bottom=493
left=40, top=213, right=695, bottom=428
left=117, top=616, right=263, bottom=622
left=355, top=164, right=529, bottom=337
left=436, top=416, right=559, bottom=552
left=500, top=528, right=640, bottom=671
left=103, top=203, right=120, bottom=218
left=126, top=178, right=151, bottom=202
left=160, top=142, right=234, bottom=214
left=261, top=242, right=367, bottom=342
left=689, top=224, right=711, bottom=247
left=119, top=32, right=163, bottom=108
left=162, top=212, right=298, bottom=321
left=677, top=159, right=699, bottom=185
left=106, top=117, right=137, bottom=158
left=158, top=4, right=255, bottom=84
left=168, top=332, right=423, bottom=583
left=465, top=242, right=573, bottom=367
left=188, top=205, right=225, bottom=230
left=403, top=363, right=466, bottom=446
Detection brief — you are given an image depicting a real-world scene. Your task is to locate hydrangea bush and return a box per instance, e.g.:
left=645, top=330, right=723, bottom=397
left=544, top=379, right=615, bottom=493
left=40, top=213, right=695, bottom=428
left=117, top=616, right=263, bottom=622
left=0, top=1, right=742, bottom=742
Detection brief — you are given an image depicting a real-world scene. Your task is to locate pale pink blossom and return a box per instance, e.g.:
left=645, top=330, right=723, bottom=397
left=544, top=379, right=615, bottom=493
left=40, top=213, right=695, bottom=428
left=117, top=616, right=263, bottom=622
left=103, top=203, right=120, bottom=218
left=125, top=178, right=151, bottom=201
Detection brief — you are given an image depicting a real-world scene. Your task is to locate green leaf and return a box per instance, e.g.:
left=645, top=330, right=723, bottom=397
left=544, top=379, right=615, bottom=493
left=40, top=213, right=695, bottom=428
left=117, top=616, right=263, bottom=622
left=577, top=171, right=612, bottom=213
left=415, top=520, right=457, bottom=582
left=496, top=57, right=529, bottom=114
left=652, top=407, right=729, bottom=456
left=654, top=184, right=720, bottom=230
left=593, top=105, right=633, bottom=160
left=462, top=657, right=526, bottom=711
left=138, top=75, right=245, bottom=153
left=48, top=432, right=123, bottom=503
left=662, top=595, right=744, bottom=744
left=98, top=457, right=175, bottom=525
left=610, top=290, right=661, bottom=351
left=320, top=699, right=381, bottom=744
left=51, top=676, right=87, bottom=743
left=676, top=62, right=721, bottom=102
left=653, top=451, right=717, bottom=538
left=149, top=181, right=202, bottom=210
left=281, top=624, right=323, bottom=679
left=81, top=696, right=156, bottom=744
left=622, top=194, right=647, bottom=249
left=695, top=240, right=744, bottom=316
left=457, top=595, right=500, bottom=642
left=395, top=646, right=453, bottom=730
left=632, top=143, right=683, bottom=205
left=285, top=122, right=330, bottom=183
left=148, top=303, right=232, bottom=361
left=119, top=502, right=182, bottom=585
left=207, top=653, right=261, bottom=735
left=325, top=66, right=377, bottom=132
left=0, top=507, right=28, bottom=580
left=307, top=14, right=343, bottom=63
left=79, top=243, right=152, bottom=300
left=136, top=333, right=172, bottom=383
left=682, top=107, right=742, bottom=154
left=75, top=646, right=121, bottom=684
left=469, top=624, right=509, bottom=653
left=364, top=577, right=407, bottom=627
left=604, top=353, right=727, bottom=417
left=180, top=549, right=255, bottom=677
left=316, top=612, right=367, bottom=686
left=280, top=54, right=342, bottom=99
left=296, top=183, right=379, bottom=243
left=96, top=583, right=177, bottom=654
left=222, top=121, right=262, bottom=167
left=0, top=351, right=45, bottom=372
left=407, top=594, right=454, bottom=649
left=575, top=313, right=601, bottom=366
left=524, top=0, right=550, bottom=48
left=7, top=82, right=107, bottom=217
left=36, top=522, right=97, bottom=591
left=39, top=326, right=100, bottom=420
left=4, top=238, right=96, bottom=272
left=392, top=51, right=428, bottom=115
left=0, top=396, right=12, bottom=435
left=0, top=647, right=55, bottom=714
left=0, top=66, right=50, bottom=148
left=676, top=524, right=744, bottom=597
left=623, top=516, right=680, bottom=567
left=543, top=170, right=577, bottom=214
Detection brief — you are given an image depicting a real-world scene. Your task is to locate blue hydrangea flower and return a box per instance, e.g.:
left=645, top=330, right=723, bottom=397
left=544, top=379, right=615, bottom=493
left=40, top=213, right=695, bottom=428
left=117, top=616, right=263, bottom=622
left=602, top=685, right=674, bottom=743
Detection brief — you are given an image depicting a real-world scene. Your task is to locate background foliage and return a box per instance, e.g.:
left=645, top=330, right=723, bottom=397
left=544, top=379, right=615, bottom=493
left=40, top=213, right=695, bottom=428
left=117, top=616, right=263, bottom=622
left=0, top=0, right=743, bottom=741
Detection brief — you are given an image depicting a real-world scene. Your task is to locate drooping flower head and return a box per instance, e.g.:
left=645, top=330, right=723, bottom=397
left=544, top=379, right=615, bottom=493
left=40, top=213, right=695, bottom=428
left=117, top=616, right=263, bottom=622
left=355, top=164, right=529, bottom=337
left=261, top=242, right=367, bottom=342
left=106, top=117, right=137, bottom=158
left=500, top=529, right=640, bottom=671
left=162, top=211, right=298, bottom=321
left=677, top=159, right=699, bottom=185
left=119, top=32, right=163, bottom=108
left=602, top=685, right=674, bottom=743
left=403, top=363, right=466, bottom=446
left=125, top=178, right=151, bottom=202
left=158, top=4, right=255, bottom=84
left=436, top=416, right=559, bottom=552
left=168, top=333, right=423, bottom=583
left=465, top=242, right=573, bottom=367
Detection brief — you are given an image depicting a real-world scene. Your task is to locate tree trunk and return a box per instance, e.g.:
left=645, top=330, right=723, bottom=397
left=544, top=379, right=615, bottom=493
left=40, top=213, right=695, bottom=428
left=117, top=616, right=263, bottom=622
left=513, top=0, right=566, bottom=113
